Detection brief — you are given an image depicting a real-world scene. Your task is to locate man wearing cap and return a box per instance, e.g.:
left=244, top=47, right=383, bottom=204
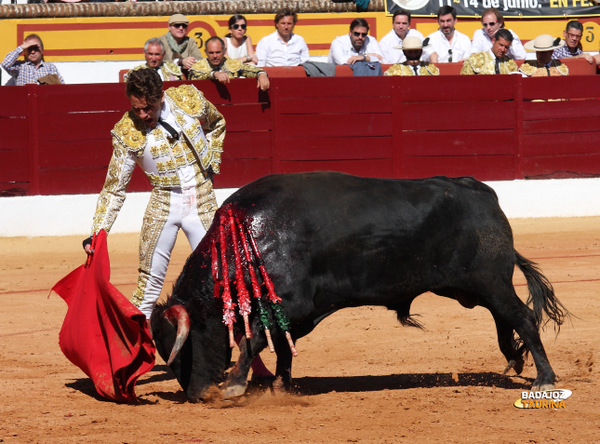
left=379, top=10, right=425, bottom=64
left=188, top=37, right=270, bottom=91
left=158, top=14, right=202, bottom=71
left=127, top=38, right=183, bottom=81
left=460, top=29, right=518, bottom=75
left=552, top=20, right=595, bottom=64
left=519, top=35, right=569, bottom=77
left=384, top=37, right=439, bottom=76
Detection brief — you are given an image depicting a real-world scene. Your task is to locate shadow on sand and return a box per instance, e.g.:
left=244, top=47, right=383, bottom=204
left=290, top=371, right=530, bottom=395
left=66, top=369, right=530, bottom=403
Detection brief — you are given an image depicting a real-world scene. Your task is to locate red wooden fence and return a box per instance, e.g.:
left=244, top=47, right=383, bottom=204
left=1, top=75, right=599, bottom=197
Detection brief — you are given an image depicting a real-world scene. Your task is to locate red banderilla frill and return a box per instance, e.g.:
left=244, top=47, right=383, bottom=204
left=211, top=208, right=296, bottom=357
left=218, top=214, right=236, bottom=348
left=227, top=209, right=252, bottom=340
left=235, top=217, right=275, bottom=352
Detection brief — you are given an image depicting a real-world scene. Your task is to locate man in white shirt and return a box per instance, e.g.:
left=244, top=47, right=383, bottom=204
left=379, top=9, right=424, bottom=64
left=424, top=6, right=471, bottom=63
left=468, top=8, right=526, bottom=60
left=328, top=18, right=383, bottom=65
left=256, top=9, right=310, bottom=67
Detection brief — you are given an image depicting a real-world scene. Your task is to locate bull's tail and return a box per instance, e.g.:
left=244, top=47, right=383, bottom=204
left=516, top=252, right=568, bottom=331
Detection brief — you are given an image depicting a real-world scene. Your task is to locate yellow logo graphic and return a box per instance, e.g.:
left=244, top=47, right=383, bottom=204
left=514, top=389, right=572, bottom=409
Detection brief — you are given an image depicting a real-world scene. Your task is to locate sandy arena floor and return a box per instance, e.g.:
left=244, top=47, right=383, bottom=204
left=0, top=217, right=598, bottom=443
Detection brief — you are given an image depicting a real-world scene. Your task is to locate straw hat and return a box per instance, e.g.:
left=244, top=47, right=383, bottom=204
left=524, top=34, right=564, bottom=52
left=169, top=14, right=190, bottom=26
left=394, top=37, right=430, bottom=50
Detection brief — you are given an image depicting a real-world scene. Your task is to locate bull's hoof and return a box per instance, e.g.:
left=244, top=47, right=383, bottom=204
left=222, top=383, right=248, bottom=399
left=271, top=376, right=287, bottom=395
left=532, top=382, right=555, bottom=392
left=503, top=358, right=524, bottom=375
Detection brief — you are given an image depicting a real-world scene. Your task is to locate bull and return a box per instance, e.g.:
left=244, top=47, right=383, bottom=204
left=151, top=172, right=567, bottom=402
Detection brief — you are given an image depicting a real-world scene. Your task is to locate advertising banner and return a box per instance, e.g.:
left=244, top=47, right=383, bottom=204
left=387, top=0, right=600, bottom=18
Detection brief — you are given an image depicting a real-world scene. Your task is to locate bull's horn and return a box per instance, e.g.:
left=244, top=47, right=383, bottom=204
left=163, top=304, right=191, bottom=366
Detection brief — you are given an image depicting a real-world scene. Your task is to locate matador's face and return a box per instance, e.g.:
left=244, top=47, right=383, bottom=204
left=130, top=94, right=163, bottom=129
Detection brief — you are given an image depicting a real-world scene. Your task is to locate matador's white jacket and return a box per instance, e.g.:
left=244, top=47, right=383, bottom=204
left=90, top=83, right=225, bottom=235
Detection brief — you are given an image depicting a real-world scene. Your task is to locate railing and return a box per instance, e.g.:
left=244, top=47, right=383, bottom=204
left=1, top=74, right=599, bottom=197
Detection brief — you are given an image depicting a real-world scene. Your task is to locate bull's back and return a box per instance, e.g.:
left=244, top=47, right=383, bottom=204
left=225, top=172, right=503, bottom=236
left=222, top=173, right=513, bottom=304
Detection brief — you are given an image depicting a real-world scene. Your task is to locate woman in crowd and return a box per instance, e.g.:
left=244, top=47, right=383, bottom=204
left=224, top=14, right=257, bottom=65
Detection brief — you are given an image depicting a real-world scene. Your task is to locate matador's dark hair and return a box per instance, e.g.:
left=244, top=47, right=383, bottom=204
left=126, top=68, right=163, bottom=103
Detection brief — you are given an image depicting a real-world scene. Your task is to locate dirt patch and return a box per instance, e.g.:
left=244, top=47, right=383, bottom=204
left=0, top=217, right=598, bottom=443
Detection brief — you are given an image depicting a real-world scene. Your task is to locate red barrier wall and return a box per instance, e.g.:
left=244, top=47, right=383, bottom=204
left=1, top=75, right=599, bottom=197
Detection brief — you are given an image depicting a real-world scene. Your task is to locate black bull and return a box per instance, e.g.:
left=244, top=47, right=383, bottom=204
left=151, top=172, right=567, bottom=402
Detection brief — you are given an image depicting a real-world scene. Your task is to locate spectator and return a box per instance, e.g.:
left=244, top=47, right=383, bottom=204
left=224, top=14, right=258, bottom=65
left=127, top=38, right=183, bottom=81
left=552, top=20, right=595, bottom=64
left=520, top=34, right=569, bottom=77
left=468, top=8, right=526, bottom=60
left=460, top=29, right=518, bottom=75
left=328, top=18, right=383, bottom=65
left=424, top=6, right=471, bottom=64
left=158, top=14, right=202, bottom=71
left=379, top=10, right=424, bottom=64
left=188, top=37, right=270, bottom=91
left=384, top=37, right=439, bottom=76
left=1, top=34, right=64, bottom=85
left=255, top=9, right=309, bottom=67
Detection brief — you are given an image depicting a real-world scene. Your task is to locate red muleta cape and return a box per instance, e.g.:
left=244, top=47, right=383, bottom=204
left=52, top=230, right=155, bottom=402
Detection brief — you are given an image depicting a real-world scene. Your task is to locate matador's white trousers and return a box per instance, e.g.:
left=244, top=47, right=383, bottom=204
left=132, top=182, right=217, bottom=318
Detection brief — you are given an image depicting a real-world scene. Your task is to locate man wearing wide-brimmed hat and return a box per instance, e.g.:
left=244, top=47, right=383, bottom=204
left=384, top=37, right=439, bottom=76
left=460, top=28, right=518, bottom=75
left=158, top=13, right=202, bottom=71
left=519, top=34, right=569, bottom=77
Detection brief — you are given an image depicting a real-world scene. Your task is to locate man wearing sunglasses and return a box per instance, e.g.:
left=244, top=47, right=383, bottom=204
left=328, top=18, right=383, bottom=66
left=467, top=8, right=526, bottom=60
left=158, top=14, right=202, bottom=71
left=1, top=34, right=64, bottom=85
left=552, top=20, right=595, bottom=64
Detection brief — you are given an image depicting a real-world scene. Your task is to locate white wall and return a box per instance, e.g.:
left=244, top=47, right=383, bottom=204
left=1, top=178, right=599, bottom=237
